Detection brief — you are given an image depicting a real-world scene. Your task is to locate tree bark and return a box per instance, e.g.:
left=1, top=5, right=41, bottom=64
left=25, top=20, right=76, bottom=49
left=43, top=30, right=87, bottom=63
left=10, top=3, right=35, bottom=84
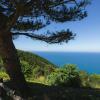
left=0, top=31, right=28, bottom=92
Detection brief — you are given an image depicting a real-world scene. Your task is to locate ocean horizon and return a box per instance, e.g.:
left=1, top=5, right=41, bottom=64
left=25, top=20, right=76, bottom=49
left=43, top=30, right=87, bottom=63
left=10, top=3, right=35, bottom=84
left=32, top=51, right=100, bottom=74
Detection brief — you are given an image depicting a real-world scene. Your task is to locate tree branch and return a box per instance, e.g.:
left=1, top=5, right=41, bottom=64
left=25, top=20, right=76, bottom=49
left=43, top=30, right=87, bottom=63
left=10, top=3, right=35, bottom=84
left=12, top=30, right=75, bottom=44
left=13, top=32, right=46, bottom=41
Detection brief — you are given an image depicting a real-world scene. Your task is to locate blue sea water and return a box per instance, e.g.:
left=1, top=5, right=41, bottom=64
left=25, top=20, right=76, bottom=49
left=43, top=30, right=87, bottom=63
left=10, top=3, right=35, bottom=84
left=33, top=52, right=100, bottom=74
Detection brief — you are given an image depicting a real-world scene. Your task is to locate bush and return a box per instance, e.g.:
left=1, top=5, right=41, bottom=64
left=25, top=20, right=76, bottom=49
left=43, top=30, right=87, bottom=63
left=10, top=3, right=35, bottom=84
left=32, top=65, right=46, bottom=79
left=21, top=61, right=33, bottom=78
left=47, top=69, right=64, bottom=85
left=63, top=64, right=82, bottom=87
left=47, top=64, right=82, bottom=87
left=79, top=71, right=91, bottom=87
left=89, top=74, right=100, bottom=88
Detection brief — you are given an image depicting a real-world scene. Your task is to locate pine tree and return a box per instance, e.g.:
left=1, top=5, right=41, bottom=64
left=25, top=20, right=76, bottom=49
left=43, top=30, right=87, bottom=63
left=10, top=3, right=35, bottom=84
left=0, top=0, right=89, bottom=92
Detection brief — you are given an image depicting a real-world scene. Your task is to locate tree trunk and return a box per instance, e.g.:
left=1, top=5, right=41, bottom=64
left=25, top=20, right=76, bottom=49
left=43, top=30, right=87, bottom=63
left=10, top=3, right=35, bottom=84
left=0, top=31, right=28, bottom=92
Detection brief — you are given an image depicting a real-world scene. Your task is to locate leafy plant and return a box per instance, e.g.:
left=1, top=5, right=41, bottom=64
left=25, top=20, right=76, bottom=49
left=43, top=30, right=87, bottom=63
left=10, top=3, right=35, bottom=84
left=47, top=64, right=82, bottom=87
left=0, top=71, right=9, bottom=80
left=79, top=71, right=91, bottom=87
left=89, top=74, right=100, bottom=88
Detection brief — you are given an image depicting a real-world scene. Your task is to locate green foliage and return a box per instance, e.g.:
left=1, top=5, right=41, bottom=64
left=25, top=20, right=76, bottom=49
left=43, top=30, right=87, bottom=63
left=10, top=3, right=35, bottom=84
left=47, top=69, right=63, bottom=85
left=0, top=71, right=9, bottom=80
left=47, top=64, right=82, bottom=87
left=79, top=72, right=100, bottom=88
left=63, top=64, right=82, bottom=87
left=18, top=50, right=56, bottom=79
left=32, top=65, right=43, bottom=78
left=89, top=74, right=100, bottom=88
left=32, top=65, right=55, bottom=79
left=18, top=50, right=55, bottom=68
left=21, top=61, right=32, bottom=78
left=79, top=71, right=91, bottom=87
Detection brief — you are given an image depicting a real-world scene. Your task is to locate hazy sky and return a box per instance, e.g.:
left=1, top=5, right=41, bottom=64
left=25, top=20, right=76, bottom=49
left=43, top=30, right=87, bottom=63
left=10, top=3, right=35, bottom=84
left=14, top=0, right=100, bottom=52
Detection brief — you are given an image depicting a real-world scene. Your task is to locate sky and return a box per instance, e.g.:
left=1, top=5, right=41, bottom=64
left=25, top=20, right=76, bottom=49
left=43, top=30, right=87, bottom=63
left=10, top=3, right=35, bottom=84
left=14, top=0, right=100, bottom=52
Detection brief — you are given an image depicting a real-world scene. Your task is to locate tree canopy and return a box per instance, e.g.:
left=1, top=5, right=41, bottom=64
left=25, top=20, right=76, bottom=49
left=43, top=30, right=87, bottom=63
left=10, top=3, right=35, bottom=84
left=0, top=0, right=89, bottom=43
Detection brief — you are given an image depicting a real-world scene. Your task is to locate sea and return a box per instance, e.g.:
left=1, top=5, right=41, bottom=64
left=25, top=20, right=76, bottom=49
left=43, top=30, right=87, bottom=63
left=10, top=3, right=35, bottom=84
left=33, top=52, right=100, bottom=74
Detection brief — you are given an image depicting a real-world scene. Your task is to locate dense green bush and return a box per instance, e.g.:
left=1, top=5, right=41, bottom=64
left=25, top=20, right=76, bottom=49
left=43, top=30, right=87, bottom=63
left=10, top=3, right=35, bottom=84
left=47, top=64, right=82, bottom=87
left=47, top=69, right=64, bottom=85
left=63, top=64, right=82, bottom=87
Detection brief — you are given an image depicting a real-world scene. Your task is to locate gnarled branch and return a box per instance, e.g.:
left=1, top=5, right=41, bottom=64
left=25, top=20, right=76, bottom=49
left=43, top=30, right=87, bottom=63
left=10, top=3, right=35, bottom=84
left=12, top=30, right=75, bottom=44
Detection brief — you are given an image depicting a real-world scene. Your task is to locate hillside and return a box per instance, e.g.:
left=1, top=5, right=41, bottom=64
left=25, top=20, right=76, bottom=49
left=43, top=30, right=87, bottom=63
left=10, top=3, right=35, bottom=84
left=0, top=50, right=56, bottom=81
left=0, top=50, right=56, bottom=71
left=18, top=50, right=56, bottom=68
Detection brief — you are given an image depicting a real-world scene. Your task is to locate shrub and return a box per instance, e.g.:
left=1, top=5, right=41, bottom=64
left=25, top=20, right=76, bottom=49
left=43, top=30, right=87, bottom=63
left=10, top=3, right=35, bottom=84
left=32, top=65, right=45, bottom=78
left=79, top=71, right=91, bottom=87
left=47, top=69, right=64, bottom=85
left=89, top=74, right=100, bottom=88
left=21, top=61, right=33, bottom=78
left=47, top=64, right=82, bottom=87
left=63, top=64, right=82, bottom=87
